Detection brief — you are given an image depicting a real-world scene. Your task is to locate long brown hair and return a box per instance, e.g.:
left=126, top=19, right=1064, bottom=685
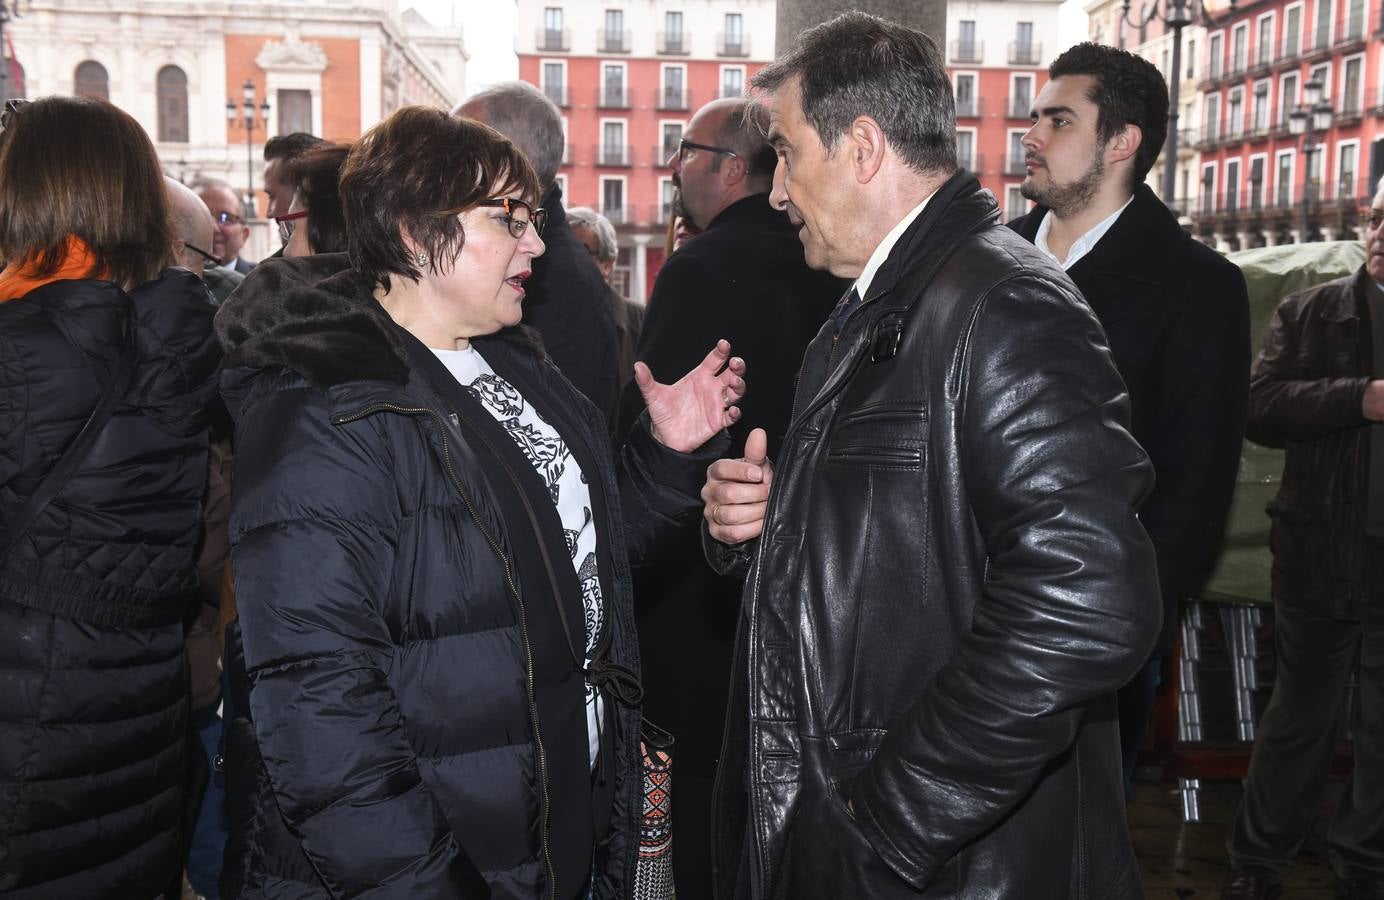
left=0, top=96, right=175, bottom=288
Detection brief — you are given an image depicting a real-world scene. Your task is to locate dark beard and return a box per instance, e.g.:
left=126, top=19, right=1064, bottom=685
left=1020, top=152, right=1106, bottom=218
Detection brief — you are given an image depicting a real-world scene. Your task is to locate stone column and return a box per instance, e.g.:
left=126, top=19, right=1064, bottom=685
left=632, top=235, right=650, bottom=304
left=1263, top=230, right=1277, bottom=247
left=777, top=0, right=947, bottom=58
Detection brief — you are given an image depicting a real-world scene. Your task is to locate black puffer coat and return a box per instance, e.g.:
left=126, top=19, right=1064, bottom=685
left=215, top=255, right=719, bottom=900
left=0, top=271, right=220, bottom=898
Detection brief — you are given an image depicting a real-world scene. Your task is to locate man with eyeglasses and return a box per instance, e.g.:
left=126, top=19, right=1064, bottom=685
left=166, top=176, right=242, bottom=305
left=196, top=179, right=256, bottom=274
left=611, top=95, right=844, bottom=899
left=1219, top=178, right=1384, bottom=900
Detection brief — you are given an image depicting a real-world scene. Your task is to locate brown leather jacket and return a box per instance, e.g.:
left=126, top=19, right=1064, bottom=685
left=1248, top=268, right=1375, bottom=617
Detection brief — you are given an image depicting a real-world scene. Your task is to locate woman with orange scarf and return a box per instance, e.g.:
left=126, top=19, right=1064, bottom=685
left=0, top=96, right=220, bottom=899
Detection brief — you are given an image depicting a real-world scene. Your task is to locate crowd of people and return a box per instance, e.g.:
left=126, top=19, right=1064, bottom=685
left=0, top=10, right=1381, bottom=900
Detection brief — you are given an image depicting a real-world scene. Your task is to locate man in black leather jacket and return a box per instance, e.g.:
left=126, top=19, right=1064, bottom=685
left=700, top=13, right=1162, bottom=898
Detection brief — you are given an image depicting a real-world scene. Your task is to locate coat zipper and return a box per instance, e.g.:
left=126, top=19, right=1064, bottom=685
left=333, top=401, right=558, bottom=900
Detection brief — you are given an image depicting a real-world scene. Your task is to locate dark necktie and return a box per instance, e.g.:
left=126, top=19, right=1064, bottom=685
left=831, top=287, right=862, bottom=337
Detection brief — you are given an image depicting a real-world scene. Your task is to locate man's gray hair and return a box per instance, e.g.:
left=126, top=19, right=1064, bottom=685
left=750, top=11, right=957, bottom=176
left=458, top=82, right=565, bottom=191
left=567, top=206, right=618, bottom=261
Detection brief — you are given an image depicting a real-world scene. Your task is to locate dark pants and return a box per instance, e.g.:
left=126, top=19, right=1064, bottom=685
left=1227, top=592, right=1384, bottom=880
left=1118, top=653, right=1164, bottom=795
left=185, top=708, right=226, bottom=899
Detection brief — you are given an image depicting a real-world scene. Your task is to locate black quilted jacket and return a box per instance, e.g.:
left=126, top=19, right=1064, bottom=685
left=0, top=271, right=220, bottom=898
left=214, top=255, right=722, bottom=900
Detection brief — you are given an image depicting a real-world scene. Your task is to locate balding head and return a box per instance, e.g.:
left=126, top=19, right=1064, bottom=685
left=455, top=82, right=564, bottom=192
left=672, top=98, right=776, bottom=229
left=166, top=177, right=217, bottom=276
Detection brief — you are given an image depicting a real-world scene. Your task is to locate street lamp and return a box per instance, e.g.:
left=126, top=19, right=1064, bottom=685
left=225, top=78, right=271, bottom=222
left=1121, top=0, right=1240, bottom=215
left=1287, top=76, right=1334, bottom=242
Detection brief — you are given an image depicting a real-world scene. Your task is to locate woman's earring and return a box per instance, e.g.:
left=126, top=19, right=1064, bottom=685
left=415, top=250, right=429, bottom=268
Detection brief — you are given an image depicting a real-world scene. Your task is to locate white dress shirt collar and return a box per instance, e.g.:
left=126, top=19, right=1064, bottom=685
left=1033, top=195, right=1135, bottom=270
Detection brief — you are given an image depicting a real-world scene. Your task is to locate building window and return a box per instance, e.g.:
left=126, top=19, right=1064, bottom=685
left=1006, top=131, right=1026, bottom=175
left=74, top=60, right=109, bottom=100
left=1010, top=74, right=1033, bottom=118
left=602, top=9, right=626, bottom=53
left=1186, top=39, right=1196, bottom=77
left=1252, top=81, right=1270, bottom=132
left=1011, top=22, right=1038, bottom=65
left=955, top=20, right=980, bottom=63
left=1275, top=152, right=1293, bottom=206
left=1227, top=87, right=1244, bottom=138
left=955, top=73, right=978, bottom=117
left=277, top=89, right=312, bottom=136
left=155, top=65, right=188, bottom=143
left=1230, top=24, right=1247, bottom=74
left=1279, top=72, right=1299, bottom=126
left=1201, top=165, right=1216, bottom=214
left=1226, top=159, right=1241, bottom=211
left=601, top=177, right=625, bottom=223
left=957, top=130, right=975, bottom=171
left=1256, top=16, right=1273, bottom=65
left=1312, top=0, right=1331, bottom=50
left=601, top=120, right=627, bottom=166
left=602, top=64, right=626, bottom=107
left=1341, top=55, right=1362, bottom=114
left=1204, top=94, right=1221, bottom=140
left=1344, top=0, right=1365, bottom=38
left=1004, top=185, right=1026, bottom=221
left=721, top=13, right=745, bottom=56
left=1337, top=142, right=1358, bottom=199
left=721, top=66, right=744, bottom=99
left=662, top=11, right=685, bottom=54
left=542, top=8, right=566, bottom=51
left=1249, top=157, right=1265, bottom=209
left=542, top=62, right=567, bottom=106
left=1282, top=5, right=1301, bottom=56
left=661, top=66, right=686, bottom=109
left=1208, top=33, right=1223, bottom=79
left=660, top=177, right=677, bottom=221
left=660, top=121, right=683, bottom=165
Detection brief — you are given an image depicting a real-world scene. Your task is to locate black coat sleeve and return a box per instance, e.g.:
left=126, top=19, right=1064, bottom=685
left=1247, top=287, right=1371, bottom=447
left=616, top=412, right=728, bottom=566
left=848, top=276, right=1161, bottom=889
left=231, top=383, right=488, bottom=898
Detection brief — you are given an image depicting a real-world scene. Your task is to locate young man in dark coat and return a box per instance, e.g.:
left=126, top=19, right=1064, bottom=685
left=1218, top=180, right=1384, bottom=900
left=701, top=15, right=1161, bottom=898
left=456, top=83, right=620, bottom=424
left=612, top=96, right=845, bottom=898
left=1007, top=43, right=1251, bottom=790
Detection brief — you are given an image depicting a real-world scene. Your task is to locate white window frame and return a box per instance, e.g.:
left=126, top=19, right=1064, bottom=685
left=719, top=64, right=747, bottom=98
left=1278, top=70, right=1300, bottom=124
left=1254, top=11, right=1276, bottom=64
left=1003, top=184, right=1028, bottom=221
left=540, top=58, right=569, bottom=106
left=561, top=115, right=570, bottom=165
left=1251, top=77, right=1273, bottom=130
left=956, top=126, right=978, bottom=171
left=1006, top=127, right=1029, bottom=174
left=598, top=175, right=628, bottom=221
left=1009, top=72, right=1036, bottom=117
left=554, top=172, right=568, bottom=198
left=600, top=60, right=629, bottom=106
left=659, top=62, right=688, bottom=109
left=1340, top=52, right=1365, bottom=110
left=1282, top=2, right=1305, bottom=55
left=1274, top=148, right=1295, bottom=205
left=598, top=117, right=628, bottom=166
left=1248, top=151, right=1269, bottom=208
left=1227, top=85, right=1245, bottom=137
left=657, top=118, right=686, bottom=167
left=953, top=70, right=980, bottom=116
left=1230, top=22, right=1249, bottom=71
left=1202, top=161, right=1219, bottom=212
left=1208, top=31, right=1224, bottom=77
left=658, top=175, right=676, bottom=221
left=1225, top=157, right=1242, bottom=210
left=1333, top=138, right=1360, bottom=199
left=1313, top=0, right=1335, bottom=45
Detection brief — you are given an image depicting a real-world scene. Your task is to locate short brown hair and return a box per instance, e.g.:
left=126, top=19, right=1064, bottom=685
left=340, top=106, right=540, bottom=293
left=0, top=96, right=174, bottom=288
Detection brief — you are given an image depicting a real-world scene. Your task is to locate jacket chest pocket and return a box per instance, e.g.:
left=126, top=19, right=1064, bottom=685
left=825, top=403, right=927, bottom=471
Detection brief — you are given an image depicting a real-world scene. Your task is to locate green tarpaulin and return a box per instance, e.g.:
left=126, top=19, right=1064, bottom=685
left=1196, top=240, right=1365, bottom=606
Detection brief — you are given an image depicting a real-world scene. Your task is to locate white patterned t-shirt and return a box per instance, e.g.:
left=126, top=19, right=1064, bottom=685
left=432, top=345, right=604, bottom=770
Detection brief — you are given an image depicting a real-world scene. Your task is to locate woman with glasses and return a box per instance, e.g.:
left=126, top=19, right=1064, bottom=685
left=274, top=143, right=351, bottom=258
left=0, top=96, right=220, bottom=898
left=215, top=107, right=744, bottom=899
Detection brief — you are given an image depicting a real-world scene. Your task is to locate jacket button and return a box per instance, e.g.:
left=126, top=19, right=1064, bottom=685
left=213, top=754, right=225, bottom=773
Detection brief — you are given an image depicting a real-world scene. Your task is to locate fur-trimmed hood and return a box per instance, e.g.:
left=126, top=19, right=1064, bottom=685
left=214, top=253, right=410, bottom=391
